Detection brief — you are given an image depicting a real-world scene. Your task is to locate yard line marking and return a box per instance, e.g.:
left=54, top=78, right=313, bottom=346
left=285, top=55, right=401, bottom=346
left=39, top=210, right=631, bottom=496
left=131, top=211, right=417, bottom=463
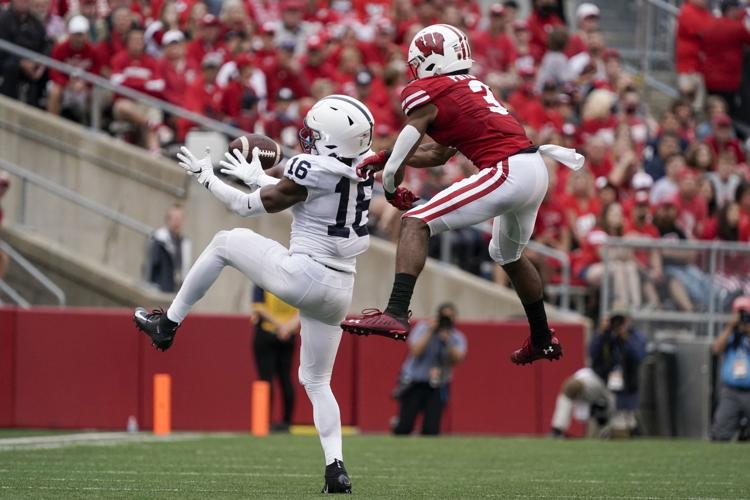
left=0, top=432, right=203, bottom=451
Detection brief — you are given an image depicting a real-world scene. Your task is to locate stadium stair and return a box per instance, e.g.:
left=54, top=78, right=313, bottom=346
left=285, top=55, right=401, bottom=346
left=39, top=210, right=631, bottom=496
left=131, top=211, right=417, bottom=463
left=0, top=95, right=585, bottom=322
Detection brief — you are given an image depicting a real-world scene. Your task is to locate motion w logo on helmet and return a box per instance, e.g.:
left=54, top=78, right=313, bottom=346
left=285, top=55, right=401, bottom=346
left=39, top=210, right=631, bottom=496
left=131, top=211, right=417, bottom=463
left=415, top=32, right=445, bottom=57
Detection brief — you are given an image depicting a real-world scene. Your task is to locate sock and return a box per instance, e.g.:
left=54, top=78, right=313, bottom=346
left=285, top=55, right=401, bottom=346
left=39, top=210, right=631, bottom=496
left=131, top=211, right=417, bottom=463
left=385, top=273, right=417, bottom=319
left=523, top=298, right=551, bottom=347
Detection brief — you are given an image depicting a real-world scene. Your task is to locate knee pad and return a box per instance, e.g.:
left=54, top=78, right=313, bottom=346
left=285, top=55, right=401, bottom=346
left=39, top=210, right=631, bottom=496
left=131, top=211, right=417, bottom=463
left=298, top=366, right=331, bottom=390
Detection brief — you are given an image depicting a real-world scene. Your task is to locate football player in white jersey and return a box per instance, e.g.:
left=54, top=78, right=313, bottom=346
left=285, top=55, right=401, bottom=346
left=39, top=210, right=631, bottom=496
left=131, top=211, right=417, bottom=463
left=133, top=94, right=376, bottom=494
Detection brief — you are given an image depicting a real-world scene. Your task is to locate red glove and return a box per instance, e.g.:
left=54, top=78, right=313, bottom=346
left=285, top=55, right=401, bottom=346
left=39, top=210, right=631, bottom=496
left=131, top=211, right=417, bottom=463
left=356, top=150, right=391, bottom=179
left=385, top=187, right=419, bottom=211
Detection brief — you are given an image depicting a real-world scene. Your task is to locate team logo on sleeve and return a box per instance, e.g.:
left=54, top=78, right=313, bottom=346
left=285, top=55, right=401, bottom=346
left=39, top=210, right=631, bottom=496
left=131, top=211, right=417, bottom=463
left=414, top=32, right=445, bottom=57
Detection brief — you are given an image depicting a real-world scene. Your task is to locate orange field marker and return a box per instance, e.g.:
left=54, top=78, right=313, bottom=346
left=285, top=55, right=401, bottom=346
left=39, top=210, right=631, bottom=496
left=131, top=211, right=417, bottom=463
left=153, top=373, right=171, bottom=436
left=251, top=380, right=270, bottom=437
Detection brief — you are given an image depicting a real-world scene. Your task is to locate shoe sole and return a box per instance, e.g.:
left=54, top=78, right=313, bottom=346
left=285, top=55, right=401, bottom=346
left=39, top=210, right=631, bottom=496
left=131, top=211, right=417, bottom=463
left=510, top=349, right=563, bottom=366
left=132, top=313, right=172, bottom=352
left=341, top=324, right=408, bottom=341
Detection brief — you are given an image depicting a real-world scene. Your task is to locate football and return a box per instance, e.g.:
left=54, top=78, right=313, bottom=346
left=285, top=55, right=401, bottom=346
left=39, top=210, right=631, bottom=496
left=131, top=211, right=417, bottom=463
left=228, top=134, right=282, bottom=170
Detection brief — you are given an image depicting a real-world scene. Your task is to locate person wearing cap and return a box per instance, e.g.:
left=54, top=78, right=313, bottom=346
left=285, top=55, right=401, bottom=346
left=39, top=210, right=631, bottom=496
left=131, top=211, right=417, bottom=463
left=177, top=51, right=224, bottom=140
left=47, top=15, right=100, bottom=119
left=159, top=30, right=195, bottom=106
left=261, top=87, right=301, bottom=144
left=511, top=19, right=535, bottom=69
left=565, top=2, right=599, bottom=58
left=358, top=20, right=401, bottom=74
left=275, top=0, right=314, bottom=55
left=621, top=171, right=653, bottom=217
left=706, top=114, right=746, bottom=164
left=0, top=0, right=49, bottom=106
left=264, top=38, right=310, bottom=106
left=653, top=193, right=709, bottom=312
left=624, top=177, right=663, bottom=309
left=219, top=53, right=263, bottom=132
left=711, top=296, right=750, bottom=440
left=675, top=0, right=712, bottom=112
left=700, top=0, right=750, bottom=121
left=589, top=310, right=647, bottom=437
left=110, top=27, right=166, bottom=153
left=471, top=3, right=517, bottom=77
left=186, top=13, right=224, bottom=68
left=300, top=35, right=338, bottom=85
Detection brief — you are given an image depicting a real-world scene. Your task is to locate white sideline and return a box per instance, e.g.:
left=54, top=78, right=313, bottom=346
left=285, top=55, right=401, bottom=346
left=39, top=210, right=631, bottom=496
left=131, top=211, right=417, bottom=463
left=0, top=432, right=203, bottom=451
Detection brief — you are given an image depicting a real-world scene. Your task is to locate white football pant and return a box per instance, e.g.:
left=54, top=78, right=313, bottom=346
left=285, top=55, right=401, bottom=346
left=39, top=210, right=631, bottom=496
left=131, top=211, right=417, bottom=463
left=404, top=151, right=549, bottom=265
left=167, top=228, right=354, bottom=465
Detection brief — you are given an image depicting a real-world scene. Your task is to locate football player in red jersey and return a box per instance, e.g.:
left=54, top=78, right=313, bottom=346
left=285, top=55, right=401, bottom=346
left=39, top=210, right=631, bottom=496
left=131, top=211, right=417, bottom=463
left=341, top=24, right=585, bottom=365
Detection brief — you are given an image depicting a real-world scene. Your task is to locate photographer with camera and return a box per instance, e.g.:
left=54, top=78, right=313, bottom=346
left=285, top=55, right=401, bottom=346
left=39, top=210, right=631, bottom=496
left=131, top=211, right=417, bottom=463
left=392, top=303, right=467, bottom=436
left=711, top=296, right=750, bottom=441
left=589, top=310, right=647, bottom=437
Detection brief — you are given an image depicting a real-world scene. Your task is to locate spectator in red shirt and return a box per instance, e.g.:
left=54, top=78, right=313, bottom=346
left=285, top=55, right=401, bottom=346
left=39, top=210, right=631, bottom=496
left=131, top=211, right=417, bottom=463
left=675, top=0, right=712, bottom=111
left=511, top=19, right=535, bottom=70
left=254, top=22, right=279, bottom=69
left=471, top=4, right=517, bottom=78
left=565, top=2, right=599, bottom=58
left=700, top=0, right=750, bottom=120
left=111, top=27, right=165, bottom=153
left=622, top=171, right=654, bottom=218
left=706, top=114, right=746, bottom=164
left=507, top=66, right=549, bottom=131
left=220, top=54, right=261, bottom=132
left=186, top=13, right=224, bottom=67
left=260, top=87, right=302, bottom=145
left=584, top=134, right=614, bottom=179
left=265, top=40, right=310, bottom=107
left=563, top=169, right=601, bottom=247
left=96, top=6, right=133, bottom=77
left=47, top=15, right=100, bottom=120
left=177, top=51, right=223, bottom=140
left=160, top=29, right=195, bottom=105
left=352, top=70, right=398, bottom=131
left=526, top=0, right=564, bottom=64
left=301, top=35, right=339, bottom=88
left=624, top=191, right=663, bottom=307
left=676, top=169, right=709, bottom=238
left=358, top=20, right=401, bottom=76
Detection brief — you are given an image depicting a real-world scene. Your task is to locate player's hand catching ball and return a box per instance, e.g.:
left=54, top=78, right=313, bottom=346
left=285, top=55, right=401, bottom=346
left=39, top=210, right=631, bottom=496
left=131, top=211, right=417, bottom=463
left=357, top=149, right=391, bottom=179
left=219, top=147, right=264, bottom=189
left=176, top=146, right=215, bottom=188
left=385, top=186, right=419, bottom=211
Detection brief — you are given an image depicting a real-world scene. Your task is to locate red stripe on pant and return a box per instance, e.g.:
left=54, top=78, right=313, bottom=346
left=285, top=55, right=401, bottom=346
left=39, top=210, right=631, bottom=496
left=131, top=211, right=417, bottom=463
left=419, top=161, right=509, bottom=224
left=405, top=166, right=498, bottom=219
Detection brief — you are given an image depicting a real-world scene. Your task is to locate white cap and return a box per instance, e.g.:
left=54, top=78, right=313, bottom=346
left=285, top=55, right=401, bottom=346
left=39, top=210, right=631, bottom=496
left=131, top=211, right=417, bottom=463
left=631, top=171, right=654, bottom=190
left=576, top=3, right=600, bottom=20
left=162, top=29, right=185, bottom=46
left=68, top=15, right=90, bottom=34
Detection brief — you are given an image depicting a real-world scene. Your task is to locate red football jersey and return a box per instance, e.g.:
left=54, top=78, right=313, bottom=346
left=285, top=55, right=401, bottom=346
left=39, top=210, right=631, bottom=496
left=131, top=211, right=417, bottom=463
left=400, top=74, right=532, bottom=170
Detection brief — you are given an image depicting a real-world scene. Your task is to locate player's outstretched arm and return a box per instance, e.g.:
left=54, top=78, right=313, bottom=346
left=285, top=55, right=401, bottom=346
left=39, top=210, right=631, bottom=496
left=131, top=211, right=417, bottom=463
left=176, top=146, right=306, bottom=217
left=382, top=103, right=438, bottom=192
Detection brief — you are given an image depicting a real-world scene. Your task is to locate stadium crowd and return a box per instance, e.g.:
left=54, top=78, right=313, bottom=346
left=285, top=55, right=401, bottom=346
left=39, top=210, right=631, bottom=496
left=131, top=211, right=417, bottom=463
left=1, top=0, right=750, bottom=316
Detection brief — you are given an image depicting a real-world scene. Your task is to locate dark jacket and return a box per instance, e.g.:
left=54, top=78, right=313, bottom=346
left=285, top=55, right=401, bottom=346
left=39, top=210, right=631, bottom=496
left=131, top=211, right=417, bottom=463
left=0, top=7, right=49, bottom=63
left=590, top=327, right=647, bottom=395
left=146, top=227, right=191, bottom=293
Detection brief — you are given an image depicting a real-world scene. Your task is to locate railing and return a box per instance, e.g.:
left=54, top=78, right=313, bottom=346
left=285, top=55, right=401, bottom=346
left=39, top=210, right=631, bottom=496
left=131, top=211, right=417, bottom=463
left=0, top=240, right=66, bottom=306
left=600, top=236, right=750, bottom=339
left=0, top=158, right=154, bottom=237
left=0, top=280, right=31, bottom=308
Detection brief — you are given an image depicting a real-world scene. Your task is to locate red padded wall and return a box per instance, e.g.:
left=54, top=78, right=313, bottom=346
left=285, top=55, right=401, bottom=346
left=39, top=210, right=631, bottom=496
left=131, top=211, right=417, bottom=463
left=1, top=307, right=586, bottom=434
left=0, top=308, right=16, bottom=426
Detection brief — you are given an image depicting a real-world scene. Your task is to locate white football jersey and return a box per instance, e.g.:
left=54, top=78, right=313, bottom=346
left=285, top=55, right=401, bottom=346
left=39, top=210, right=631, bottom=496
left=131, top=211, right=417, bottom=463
left=283, top=153, right=374, bottom=273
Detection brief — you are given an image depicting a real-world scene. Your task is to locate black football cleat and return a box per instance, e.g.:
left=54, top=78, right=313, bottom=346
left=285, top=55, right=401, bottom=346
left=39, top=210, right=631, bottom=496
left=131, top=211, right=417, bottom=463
left=133, top=307, right=179, bottom=351
left=321, top=459, right=352, bottom=494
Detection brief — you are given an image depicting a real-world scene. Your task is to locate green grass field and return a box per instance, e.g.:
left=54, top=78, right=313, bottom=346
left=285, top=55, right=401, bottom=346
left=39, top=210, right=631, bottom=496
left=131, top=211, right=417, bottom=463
left=0, top=432, right=748, bottom=499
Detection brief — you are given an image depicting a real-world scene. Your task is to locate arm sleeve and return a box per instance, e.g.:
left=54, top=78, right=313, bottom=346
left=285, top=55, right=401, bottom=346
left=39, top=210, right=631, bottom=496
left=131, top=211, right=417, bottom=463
left=205, top=176, right=268, bottom=217
left=400, top=84, right=432, bottom=116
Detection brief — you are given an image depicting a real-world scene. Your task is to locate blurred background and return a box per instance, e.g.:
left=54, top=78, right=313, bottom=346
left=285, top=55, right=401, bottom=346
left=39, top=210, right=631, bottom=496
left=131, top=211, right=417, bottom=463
left=0, top=0, right=749, bottom=441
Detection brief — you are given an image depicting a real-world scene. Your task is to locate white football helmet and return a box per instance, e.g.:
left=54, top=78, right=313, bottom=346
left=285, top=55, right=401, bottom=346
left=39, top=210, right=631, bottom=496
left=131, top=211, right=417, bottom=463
left=407, top=24, right=473, bottom=80
left=299, top=94, right=374, bottom=159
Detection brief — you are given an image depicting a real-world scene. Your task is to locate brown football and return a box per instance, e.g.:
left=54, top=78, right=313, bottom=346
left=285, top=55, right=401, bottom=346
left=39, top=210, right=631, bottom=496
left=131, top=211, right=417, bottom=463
left=228, top=134, right=282, bottom=170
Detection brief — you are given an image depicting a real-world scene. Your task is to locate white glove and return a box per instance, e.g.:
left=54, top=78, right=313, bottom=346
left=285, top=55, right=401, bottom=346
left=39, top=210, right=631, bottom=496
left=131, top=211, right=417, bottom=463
left=176, top=146, right=216, bottom=187
left=219, top=147, right=264, bottom=189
